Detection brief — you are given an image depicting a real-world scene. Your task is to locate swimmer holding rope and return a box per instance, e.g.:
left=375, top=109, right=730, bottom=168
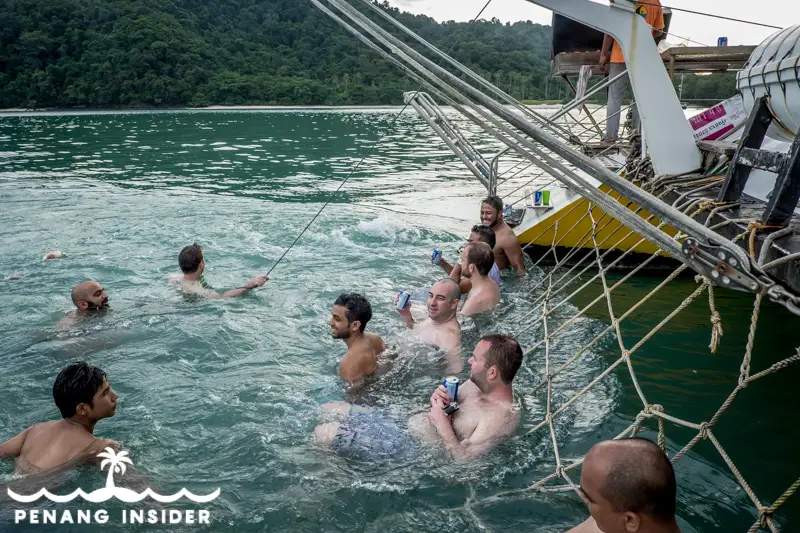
left=171, top=243, right=268, bottom=299
left=396, top=278, right=462, bottom=373
left=329, top=293, right=386, bottom=384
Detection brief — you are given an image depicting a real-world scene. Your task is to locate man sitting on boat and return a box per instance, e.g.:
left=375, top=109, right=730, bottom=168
left=170, top=243, right=268, bottom=298
left=457, top=242, right=501, bottom=317
left=0, top=362, right=119, bottom=474
left=434, top=223, right=502, bottom=293
left=314, top=334, right=522, bottom=461
left=565, top=438, right=681, bottom=533
left=479, top=196, right=526, bottom=277
left=328, top=293, right=386, bottom=384
left=395, top=278, right=462, bottom=373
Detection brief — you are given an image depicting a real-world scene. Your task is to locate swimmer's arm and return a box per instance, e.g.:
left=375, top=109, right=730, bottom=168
left=339, top=356, right=365, bottom=384
left=429, top=401, right=495, bottom=460
left=396, top=303, right=415, bottom=328
left=503, top=237, right=526, bottom=277
left=449, top=264, right=472, bottom=294
left=217, top=275, right=269, bottom=298
left=438, top=257, right=455, bottom=276
left=0, top=428, right=28, bottom=458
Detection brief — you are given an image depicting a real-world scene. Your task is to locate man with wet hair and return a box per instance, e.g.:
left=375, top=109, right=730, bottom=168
left=435, top=224, right=502, bottom=293
left=315, top=334, right=522, bottom=461
left=172, top=243, right=269, bottom=298
left=329, top=293, right=386, bottom=384
left=458, top=242, right=500, bottom=317
left=0, top=362, right=119, bottom=474
left=71, top=280, right=109, bottom=311
left=480, top=196, right=526, bottom=277
left=566, top=438, right=681, bottom=533
left=396, top=278, right=462, bottom=372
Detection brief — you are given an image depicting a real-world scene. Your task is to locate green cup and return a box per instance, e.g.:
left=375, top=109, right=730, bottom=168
left=542, top=189, right=551, bottom=206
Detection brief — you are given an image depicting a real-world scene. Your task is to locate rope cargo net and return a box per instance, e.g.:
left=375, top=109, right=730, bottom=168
left=475, top=174, right=800, bottom=532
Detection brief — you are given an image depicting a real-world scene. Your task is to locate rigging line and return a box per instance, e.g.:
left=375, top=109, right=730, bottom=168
left=633, top=1, right=782, bottom=30
left=266, top=0, right=495, bottom=276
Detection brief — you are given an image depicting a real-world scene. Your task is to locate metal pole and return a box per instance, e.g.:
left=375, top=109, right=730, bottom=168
left=314, top=0, right=751, bottom=270
left=550, top=69, right=628, bottom=122
left=356, top=0, right=577, bottom=143
left=561, top=75, right=605, bottom=138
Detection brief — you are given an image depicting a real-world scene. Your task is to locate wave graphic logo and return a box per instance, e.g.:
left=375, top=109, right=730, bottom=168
left=7, top=448, right=220, bottom=504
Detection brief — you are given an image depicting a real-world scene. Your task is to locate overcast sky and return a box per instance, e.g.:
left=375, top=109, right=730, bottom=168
left=387, top=0, right=792, bottom=47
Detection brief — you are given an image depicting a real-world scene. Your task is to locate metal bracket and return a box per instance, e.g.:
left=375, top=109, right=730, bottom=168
left=683, top=237, right=800, bottom=316
left=682, top=238, right=760, bottom=292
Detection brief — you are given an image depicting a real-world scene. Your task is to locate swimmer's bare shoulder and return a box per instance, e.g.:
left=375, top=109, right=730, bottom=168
left=564, top=518, right=602, bottom=533
left=365, top=332, right=386, bottom=354
left=9, top=421, right=119, bottom=473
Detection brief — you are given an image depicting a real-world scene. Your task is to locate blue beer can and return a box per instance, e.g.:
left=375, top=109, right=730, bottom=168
left=534, top=190, right=543, bottom=206
left=717, top=37, right=728, bottom=47
left=503, top=204, right=512, bottom=218
left=396, top=291, right=411, bottom=310
left=443, top=376, right=459, bottom=402
left=431, top=249, right=442, bottom=265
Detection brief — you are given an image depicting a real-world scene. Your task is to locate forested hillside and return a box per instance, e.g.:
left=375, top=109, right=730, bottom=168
left=0, top=0, right=736, bottom=108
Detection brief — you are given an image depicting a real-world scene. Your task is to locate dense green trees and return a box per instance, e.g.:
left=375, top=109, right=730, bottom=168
left=0, top=0, right=736, bottom=108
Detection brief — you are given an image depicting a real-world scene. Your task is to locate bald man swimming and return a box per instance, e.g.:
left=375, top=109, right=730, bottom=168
left=71, top=281, right=109, bottom=312
left=566, top=438, right=681, bottom=533
left=396, top=278, right=462, bottom=372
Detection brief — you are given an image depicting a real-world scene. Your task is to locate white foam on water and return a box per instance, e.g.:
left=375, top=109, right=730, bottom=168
left=356, top=215, right=420, bottom=242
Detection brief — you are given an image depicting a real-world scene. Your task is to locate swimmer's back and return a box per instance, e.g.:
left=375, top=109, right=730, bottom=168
left=17, top=421, right=113, bottom=474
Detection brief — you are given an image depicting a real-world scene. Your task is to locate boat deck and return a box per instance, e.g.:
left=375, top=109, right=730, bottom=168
left=552, top=46, right=756, bottom=77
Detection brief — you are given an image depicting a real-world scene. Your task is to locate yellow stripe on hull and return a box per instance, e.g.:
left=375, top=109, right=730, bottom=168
left=516, top=185, right=679, bottom=256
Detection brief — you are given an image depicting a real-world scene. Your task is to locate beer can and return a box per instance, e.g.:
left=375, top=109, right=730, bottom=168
left=503, top=204, right=512, bottom=218
left=431, top=249, right=442, bottom=265
left=443, top=376, right=459, bottom=402
left=534, top=190, right=543, bottom=206
left=396, top=291, right=410, bottom=310
left=717, top=37, right=728, bottom=47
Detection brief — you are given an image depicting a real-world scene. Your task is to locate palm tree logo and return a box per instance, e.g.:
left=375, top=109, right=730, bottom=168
left=97, top=448, right=133, bottom=491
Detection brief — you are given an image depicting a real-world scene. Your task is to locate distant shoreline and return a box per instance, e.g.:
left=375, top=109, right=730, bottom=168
left=0, top=102, right=577, bottom=115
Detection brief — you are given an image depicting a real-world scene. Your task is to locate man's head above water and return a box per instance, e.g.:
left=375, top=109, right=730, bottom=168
left=53, top=361, right=118, bottom=423
left=179, top=243, right=205, bottom=277
left=462, top=241, right=494, bottom=279
left=580, top=438, right=679, bottom=533
left=468, top=334, right=523, bottom=393
left=329, top=293, right=372, bottom=339
left=470, top=224, right=497, bottom=249
left=70, top=281, right=109, bottom=311
left=427, top=278, right=460, bottom=322
left=480, top=196, right=504, bottom=228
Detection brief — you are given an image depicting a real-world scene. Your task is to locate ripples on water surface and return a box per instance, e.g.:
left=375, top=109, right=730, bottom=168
left=0, top=109, right=798, bottom=532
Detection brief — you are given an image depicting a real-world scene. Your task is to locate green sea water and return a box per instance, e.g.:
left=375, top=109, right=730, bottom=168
left=0, top=109, right=798, bottom=533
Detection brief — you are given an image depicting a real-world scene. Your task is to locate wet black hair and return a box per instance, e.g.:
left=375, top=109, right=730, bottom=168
left=53, top=362, right=107, bottom=418
left=601, top=437, right=677, bottom=523
left=333, top=293, right=372, bottom=332
left=470, top=224, right=497, bottom=249
left=481, top=195, right=504, bottom=214
left=179, top=243, right=204, bottom=274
